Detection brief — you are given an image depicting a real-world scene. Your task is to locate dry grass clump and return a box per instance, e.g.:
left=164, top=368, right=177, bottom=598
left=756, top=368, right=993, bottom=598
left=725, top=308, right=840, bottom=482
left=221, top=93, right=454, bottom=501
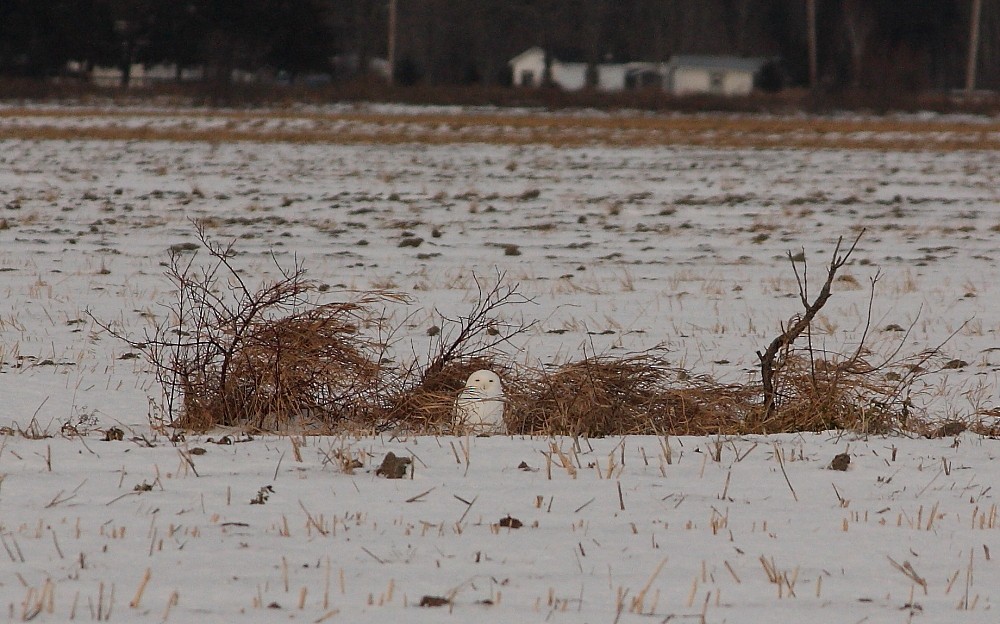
left=740, top=231, right=919, bottom=434
left=375, top=272, right=533, bottom=434
left=177, top=305, right=387, bottom=432
left=498, top=351, right=912, bottom=437
left=372, top=349, right=917, bottom=438
left=97, top=222, right=403, bottom=434
left=134, top=248, right=535, bottom=434
left=491, top=233, right=919, bottom=437
left=740, top=354, right=903, bottom=435
left=505, top=355, right=753, bottom=437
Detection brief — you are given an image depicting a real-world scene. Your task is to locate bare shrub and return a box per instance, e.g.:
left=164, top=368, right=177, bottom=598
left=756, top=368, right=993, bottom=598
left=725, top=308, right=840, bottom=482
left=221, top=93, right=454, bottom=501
left=96, top=227, right=945, bottom=437
left=176, top=304, right=389, bottom=432
left=423, top=271, right=534, bottom=375
left=756, top=233, right=863, bottom=418
left=101, top=222, right=403, bottom=433
left=498, top=230, right=935, bottom=439
left=749, top=231, right=937, bottom=435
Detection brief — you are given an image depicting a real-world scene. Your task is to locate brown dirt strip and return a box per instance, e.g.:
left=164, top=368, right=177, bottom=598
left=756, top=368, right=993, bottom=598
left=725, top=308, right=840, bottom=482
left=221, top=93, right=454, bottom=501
left=1, top=108, right=998, bottom=151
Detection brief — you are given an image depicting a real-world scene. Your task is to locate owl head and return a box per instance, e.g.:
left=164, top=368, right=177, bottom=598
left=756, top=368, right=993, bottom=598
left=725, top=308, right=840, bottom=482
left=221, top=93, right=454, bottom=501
left=463, top=369, right=503, bottom=398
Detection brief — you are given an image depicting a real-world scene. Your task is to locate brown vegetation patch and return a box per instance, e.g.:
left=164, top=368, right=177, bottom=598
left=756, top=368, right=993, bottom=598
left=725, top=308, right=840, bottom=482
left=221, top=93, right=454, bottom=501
left=177, top=306, right=386, bottom=432
left=102, top=228, right=938, bottom=437
left=95, top=221, right=403, bottom=434
left=3, top=108, right=1000, bottom=152
left=497, top=346, right=909, bottom=437
left=506, top=355, right=754, bottom=437
left=741, top=354, right=901, bottom=435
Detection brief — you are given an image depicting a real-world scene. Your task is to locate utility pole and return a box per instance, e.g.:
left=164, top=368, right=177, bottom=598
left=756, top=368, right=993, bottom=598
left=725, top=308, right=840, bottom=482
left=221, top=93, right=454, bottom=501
left=965, top=0, right=982, bottom=94
left=387, top=0, right=398, bottom=85
left=807, top=0, right=818, bottom=90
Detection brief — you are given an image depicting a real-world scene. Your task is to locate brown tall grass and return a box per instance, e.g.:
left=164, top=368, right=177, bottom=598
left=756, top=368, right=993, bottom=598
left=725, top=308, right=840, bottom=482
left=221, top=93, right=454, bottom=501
left=380, top=350, right=915, bottom=438
left=507, top=355, right=756, bottom=437
left=177, top=305, right=388, bottom=432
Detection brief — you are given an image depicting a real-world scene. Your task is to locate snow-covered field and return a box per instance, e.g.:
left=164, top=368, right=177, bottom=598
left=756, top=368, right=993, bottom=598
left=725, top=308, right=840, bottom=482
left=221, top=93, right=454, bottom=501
left=1, top=106, right=999, bottom=622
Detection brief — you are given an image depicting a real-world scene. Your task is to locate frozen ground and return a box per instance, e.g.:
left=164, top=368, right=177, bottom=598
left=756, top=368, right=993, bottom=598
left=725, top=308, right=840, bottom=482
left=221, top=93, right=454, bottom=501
left=1, top=431, right=998, bottom=623
left=0, top=106, right=998, bottom=622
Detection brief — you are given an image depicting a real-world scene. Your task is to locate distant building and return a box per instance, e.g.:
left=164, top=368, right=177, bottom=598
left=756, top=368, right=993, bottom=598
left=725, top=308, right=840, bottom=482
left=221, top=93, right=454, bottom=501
left=665, top=56, right=770, bottom=96
left=331, top=53, right=390, bottom=80
left=508, top=47, right=554, bottom=88
left=509, top=48, right=775, bottom=96
left=508, top=47, right=641, bottom=92
left=71, top=62, right=203, bottom=87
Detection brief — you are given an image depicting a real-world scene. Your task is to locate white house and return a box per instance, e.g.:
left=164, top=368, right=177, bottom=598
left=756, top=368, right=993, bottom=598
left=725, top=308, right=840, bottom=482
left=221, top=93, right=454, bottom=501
left=509, top=48, right=773, bottom=96
left=550, top=59, right=588, bottom=90
left=665, top=56, right=769, bottom=96
left=77, top=62, right=204, bottom=87
left=508, top=47, right=646, bottom=92
left=596, top=64, right=627, bottom=91
left=509, top=47, right=548, bottom=88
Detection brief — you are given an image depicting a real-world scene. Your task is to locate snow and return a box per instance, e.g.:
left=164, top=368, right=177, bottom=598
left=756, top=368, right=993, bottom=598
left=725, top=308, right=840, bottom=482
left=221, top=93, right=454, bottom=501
left=2, top=432, right=998, bottom=622
left=0, top=106, right=999, bottom=622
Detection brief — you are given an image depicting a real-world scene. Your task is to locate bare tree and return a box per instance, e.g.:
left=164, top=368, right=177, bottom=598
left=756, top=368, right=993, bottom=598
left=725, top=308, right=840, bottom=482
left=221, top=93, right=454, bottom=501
left=386, top=0, right=398, bottom=84
left=966, top=0, right=983, bottom=92
left=757, top=232, right=863, bottom=418
left=807, top=0, right=818, bottom=89
left=583, top=0, right=605, bottom=88
left=842, top=0, right=875, bottom=88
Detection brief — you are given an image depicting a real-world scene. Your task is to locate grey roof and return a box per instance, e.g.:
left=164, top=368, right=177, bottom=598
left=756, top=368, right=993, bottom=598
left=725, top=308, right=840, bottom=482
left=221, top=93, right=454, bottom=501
left=668, top=56, right=770, bottom=73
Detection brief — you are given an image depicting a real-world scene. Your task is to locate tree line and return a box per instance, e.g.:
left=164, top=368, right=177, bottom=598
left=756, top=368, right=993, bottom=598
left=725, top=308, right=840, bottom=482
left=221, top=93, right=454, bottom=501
left=0, top=0, right=996, bottom=92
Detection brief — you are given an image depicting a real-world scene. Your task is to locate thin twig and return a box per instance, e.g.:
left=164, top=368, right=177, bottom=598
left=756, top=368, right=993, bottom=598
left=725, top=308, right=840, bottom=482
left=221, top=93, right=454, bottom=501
left=299, top=500, right=329, bottom=536
left=406, top=487, right=435, bottom=503
left=361, top=547, right=385, bottom=564
left=455, top=494, right=478, bottom=523
left=273, top=451, right=285, bottom=480
left=773, top=444, right=798, bottom=502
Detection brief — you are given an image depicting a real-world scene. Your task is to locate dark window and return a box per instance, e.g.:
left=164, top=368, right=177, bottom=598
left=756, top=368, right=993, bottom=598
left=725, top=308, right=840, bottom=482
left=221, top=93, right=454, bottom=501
left=709, top=71, right=724, bottom=93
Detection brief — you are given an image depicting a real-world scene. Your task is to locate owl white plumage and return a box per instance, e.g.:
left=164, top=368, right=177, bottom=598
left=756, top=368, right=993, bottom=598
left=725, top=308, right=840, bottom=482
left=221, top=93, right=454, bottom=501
left=454, top=369, right=506, bottom=435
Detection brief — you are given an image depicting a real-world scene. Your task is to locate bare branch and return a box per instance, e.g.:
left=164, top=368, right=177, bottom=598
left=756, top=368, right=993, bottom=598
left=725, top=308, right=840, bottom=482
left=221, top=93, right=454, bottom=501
left=757, top=230, right=865, bottom=418
left=426, top=269, right=535, bottom=375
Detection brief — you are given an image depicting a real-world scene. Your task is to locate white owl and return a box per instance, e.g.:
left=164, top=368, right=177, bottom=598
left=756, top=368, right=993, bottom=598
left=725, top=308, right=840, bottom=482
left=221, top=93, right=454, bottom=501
left=454, top=369, right=506, bottom=435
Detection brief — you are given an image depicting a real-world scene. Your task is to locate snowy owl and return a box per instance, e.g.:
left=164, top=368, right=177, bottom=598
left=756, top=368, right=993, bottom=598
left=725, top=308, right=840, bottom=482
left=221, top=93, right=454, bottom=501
left=454, top=369, right=506, bottom=435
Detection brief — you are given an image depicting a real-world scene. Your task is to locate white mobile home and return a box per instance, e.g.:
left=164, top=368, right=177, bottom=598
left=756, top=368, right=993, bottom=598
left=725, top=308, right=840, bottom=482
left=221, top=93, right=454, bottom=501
left=510, top=48, right=775, bottom=96
left=665, top=56, right=769, bottom=96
